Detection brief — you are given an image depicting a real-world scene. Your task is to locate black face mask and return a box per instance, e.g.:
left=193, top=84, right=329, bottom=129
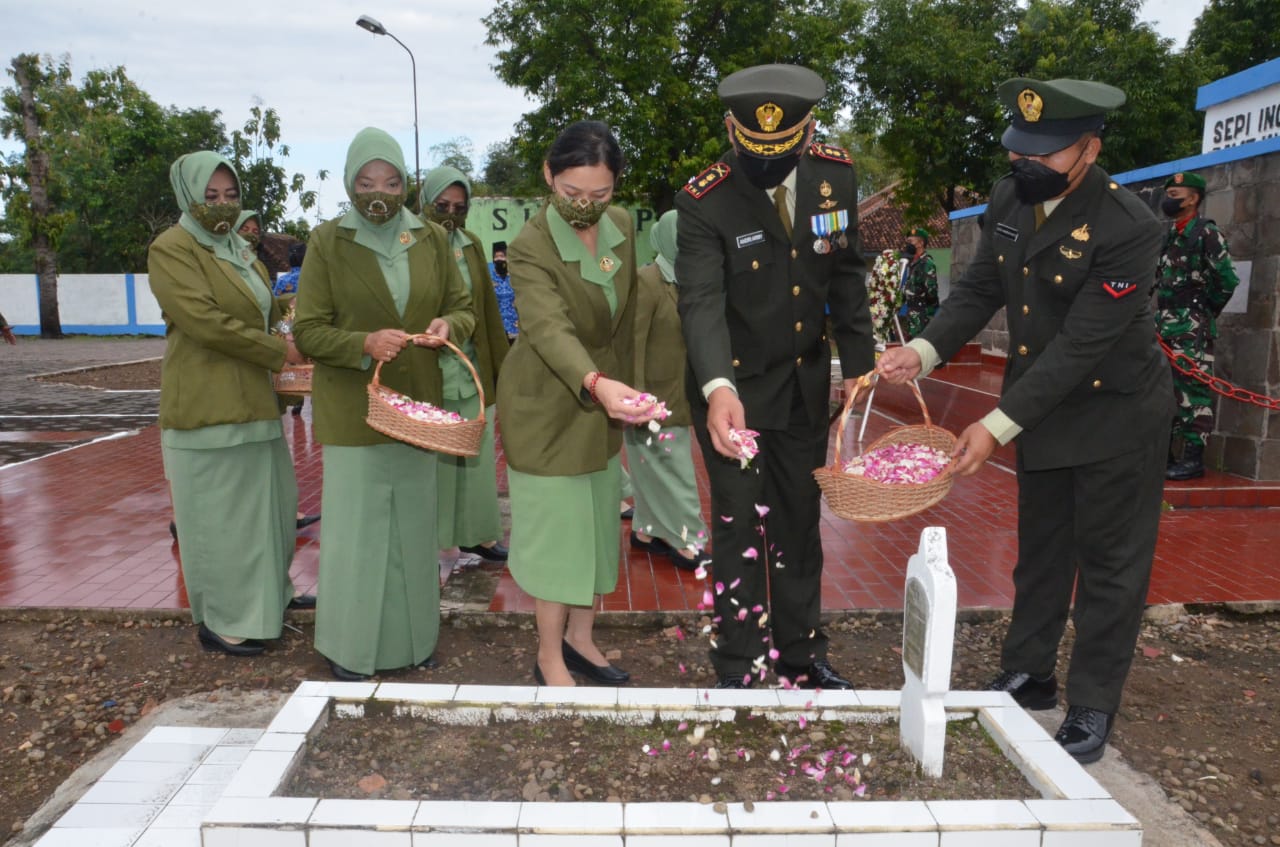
left=1161, top=197, right=1187, bottom=217
left=493, top=260, right=508, bottom=277
left=902, top=243, right=918, bottom=258
left=735, top=148, right=802, bottom=190
left=1009, top=143, right=1088, bottom=205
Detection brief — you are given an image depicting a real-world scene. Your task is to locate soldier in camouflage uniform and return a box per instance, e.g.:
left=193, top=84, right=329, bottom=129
left=1154, top=171, right=1239, bottom=481
left=898, top=227, right=939, bottom=340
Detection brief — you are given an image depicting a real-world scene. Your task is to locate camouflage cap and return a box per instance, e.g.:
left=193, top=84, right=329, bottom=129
left=718, top=64, right=825, bottom=160
left=998, top=77, right=1126, bottom=156
left=1165, top=171, right=1207, bottom=191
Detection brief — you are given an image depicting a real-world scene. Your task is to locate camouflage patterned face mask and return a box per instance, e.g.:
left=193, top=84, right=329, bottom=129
left=240, top=231, right=260, bottom=248
left=188, top=202, right=242, bottom=235
left=353, top=191, right=404, bottom=225
left=550, top=193, right=610, bottom=230
left=425, top=203, right=468, bottom=232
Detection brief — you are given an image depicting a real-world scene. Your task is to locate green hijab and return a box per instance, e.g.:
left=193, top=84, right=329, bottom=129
left=339, top=127, right=421, bottom=258
left=422, top=165, right=470, bottom=209
left=650, top=209, right=679, bottom=284
left=169, top=151, right=255, bottom=274
left=235, top=209, right=260, bottom=232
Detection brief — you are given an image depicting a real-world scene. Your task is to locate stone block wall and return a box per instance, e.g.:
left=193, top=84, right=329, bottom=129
left=949, top=149, right=1280, bottom=479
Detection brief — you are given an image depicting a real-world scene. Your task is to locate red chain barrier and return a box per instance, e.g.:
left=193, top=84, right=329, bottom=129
left=1157, top=337, right=1280, bottom=411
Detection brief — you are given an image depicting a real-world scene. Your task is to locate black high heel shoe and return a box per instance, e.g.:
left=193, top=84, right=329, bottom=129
left=561, top=641, right=630, bottom=685
left=198, top=624, right=264, bottom=657
left=328, top=658, right=371, bottom=682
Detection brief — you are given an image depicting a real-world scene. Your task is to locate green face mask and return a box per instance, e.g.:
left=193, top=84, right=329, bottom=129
left=189, top=202, right=242, bottom=235
left=353, top=191, right=404, bottom=225
left=425, top=206, right=468, bottom=232
left=550, top=193, right=610, bottom=230
left=240, top=232, right=260, bottom=249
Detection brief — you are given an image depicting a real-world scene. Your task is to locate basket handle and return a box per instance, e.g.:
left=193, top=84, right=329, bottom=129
left=370, top=332, right=486, bottom=423
left=832, top=368, right=933, bottom=463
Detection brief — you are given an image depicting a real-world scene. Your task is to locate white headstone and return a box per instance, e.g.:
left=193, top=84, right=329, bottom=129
left=899, top=526, right=957, bottom=778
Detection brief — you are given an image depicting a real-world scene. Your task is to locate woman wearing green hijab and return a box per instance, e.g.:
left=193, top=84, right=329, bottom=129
left=624, top=210, right=711, bottom=571
left=293, top=128, right=475, bottom=681
left=421, top=166, right=510, bottom=562
left=147, top=151, right=307, bottom=657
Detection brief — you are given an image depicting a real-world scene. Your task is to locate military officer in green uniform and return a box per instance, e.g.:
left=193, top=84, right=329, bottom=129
left=898, top=227, right=939, bottom=340
left=1155, top=171, right=1239, bottom=481
left=676, top=64, right=875, bottom=690
left=879, top=78, right=1172, bottom=763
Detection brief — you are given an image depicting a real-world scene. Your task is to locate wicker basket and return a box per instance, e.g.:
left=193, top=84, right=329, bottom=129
left=814, top=371, right=956, bottom=522
left=273, top=363, right=313, bottom=395
left=365, top=334, right=484, bottom=457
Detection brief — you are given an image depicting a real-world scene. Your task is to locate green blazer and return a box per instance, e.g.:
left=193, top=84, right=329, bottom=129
left=292, top=218, right=475, bottom=446
left=497, top=205, right=637, bottom=476
left=633, top=264, right=691, bottom=427
left=147, top=225, right=288, bottom=430
left=457, top=228, right=510, bottom=400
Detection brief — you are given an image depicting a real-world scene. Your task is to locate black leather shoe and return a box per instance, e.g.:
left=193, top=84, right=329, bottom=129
left=328, top=659, right=370, bottom=682
left=986, top=669, right=1058, bottom=710
left=668, top=547, right=712, bottom=572
left=198, top=624, right=265, bottom=657
left=459, top=542, right=509, bottom=562
left=286, top=594, right=316, bottom=610
left=1054, top=705, right=1114, bottom=763
left=168, top=521, right=178, bottom=541
left=416, top=654, right=439, bottom=670
left=561, top=640, right=630, bottom=685
left=620, top=506, right=635, bottom=520
left=629, top=532, right=672, bottom=554
left=775, top=659, right=853, bottom=690
left=296, top=514, right=321, bottom=530
left=715, top=674, right=751, bottom=689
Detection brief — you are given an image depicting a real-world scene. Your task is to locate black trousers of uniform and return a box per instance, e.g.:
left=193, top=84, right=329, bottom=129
left=693, top=382, right=830, bottom=679
left=1000, top=431, right=1169, bottom=714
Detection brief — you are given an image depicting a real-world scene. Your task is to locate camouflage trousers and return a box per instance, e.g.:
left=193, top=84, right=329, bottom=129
left=1168, top=340, right=1216, bottom=448
left=900, top=307, right=934, bottom=342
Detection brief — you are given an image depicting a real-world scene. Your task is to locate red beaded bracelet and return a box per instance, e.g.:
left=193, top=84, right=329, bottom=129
left=587, top=371, right=606, bottom=404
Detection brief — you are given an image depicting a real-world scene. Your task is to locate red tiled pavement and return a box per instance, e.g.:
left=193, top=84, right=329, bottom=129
left=1, top=361, right=1278, bottom=614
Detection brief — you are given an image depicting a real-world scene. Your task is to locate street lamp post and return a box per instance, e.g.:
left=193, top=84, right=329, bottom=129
left=355, top=14, right=422, bottom=212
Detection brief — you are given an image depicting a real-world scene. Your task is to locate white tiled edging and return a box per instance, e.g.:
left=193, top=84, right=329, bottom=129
left=191, top=682, right=1141, bottom=846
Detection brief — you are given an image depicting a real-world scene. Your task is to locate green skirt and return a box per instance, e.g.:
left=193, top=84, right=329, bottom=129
left=623, top=426, right=707, bottom=551
left=163, top=436, right=296, bottom=639
left=314, top=442, right=439, bottom=675
left=507, top=455, right=621, bottom=606
left=436, top=396, right=501, bottom=548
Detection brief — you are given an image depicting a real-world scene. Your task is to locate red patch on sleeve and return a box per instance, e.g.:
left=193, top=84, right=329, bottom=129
left=1102, top=280, right=1137, bottom=299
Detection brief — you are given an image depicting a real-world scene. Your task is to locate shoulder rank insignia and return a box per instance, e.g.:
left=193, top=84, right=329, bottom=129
left=808, top=143, right=852, bottom=165
left=1102, top=280, right=1138, bottom=299
left=683, top=163, right=731, bottom=199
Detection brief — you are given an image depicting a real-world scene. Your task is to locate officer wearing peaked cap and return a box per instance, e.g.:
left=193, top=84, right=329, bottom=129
left=675, top=64, right=875, bottom=692
left=879, top=78, right=1172, bottom=764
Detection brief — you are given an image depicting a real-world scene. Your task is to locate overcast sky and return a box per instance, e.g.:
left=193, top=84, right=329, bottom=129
left=2, top=0, right=1212, bottom=220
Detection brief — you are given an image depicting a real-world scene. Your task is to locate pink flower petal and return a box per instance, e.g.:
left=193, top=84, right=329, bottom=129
left=755, top=503, right=770, bottom=518
left=742, top=547, right=758, bottom=559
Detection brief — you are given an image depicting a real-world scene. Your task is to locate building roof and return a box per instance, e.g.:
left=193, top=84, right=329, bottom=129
left=856, top=181, right=982, bottom=252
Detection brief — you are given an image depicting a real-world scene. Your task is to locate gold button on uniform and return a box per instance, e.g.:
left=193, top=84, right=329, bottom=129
left=751, top=260, right=759, bottom=270
left=732, top=358, right=741, bottom=367
left=1054, top=275, right=1063, bottom=284
left=1092, top=379, right=1102, bottom=388
left=794, top=321, right=803, bottom=332
left=1021, top=305, right=1030, bottom=315
left=1022, top=266, right=1029, bottom=276
left=790, top=248, right=798, bottom=259
left=998, top=255, right=1005, bottom=263
left=1109, top=181, right=1119, bottom=189
left=1017, top=345, right=1028, bottom=356
left=795, top=356, right=803, bottom=366
left=792, top=285, right=801, bottom=296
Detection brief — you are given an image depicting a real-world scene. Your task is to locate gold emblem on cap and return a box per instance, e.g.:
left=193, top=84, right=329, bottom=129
left=756, top=102, right=784, bottom=133
left=1071, top=224, right=1091, bottom=242
left=1019, top=88, right=1043, bottom=122
left=400, top=231, right=412, bottom=245
left=599, top=256, right=616, bottom=273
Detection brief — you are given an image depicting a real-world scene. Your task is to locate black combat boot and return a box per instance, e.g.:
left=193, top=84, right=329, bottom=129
left=1166, top=443, right=1205, bottom=480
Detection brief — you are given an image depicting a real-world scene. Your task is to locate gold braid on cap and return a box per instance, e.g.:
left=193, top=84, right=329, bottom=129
left=728, top=110, right=812, bottom=156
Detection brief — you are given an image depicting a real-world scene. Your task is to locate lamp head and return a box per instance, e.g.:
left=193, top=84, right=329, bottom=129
left=356, top=15, right=387, bottom=35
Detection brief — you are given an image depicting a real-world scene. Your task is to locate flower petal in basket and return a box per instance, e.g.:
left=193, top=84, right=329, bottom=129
left=364, top=334, right=485, bottom=458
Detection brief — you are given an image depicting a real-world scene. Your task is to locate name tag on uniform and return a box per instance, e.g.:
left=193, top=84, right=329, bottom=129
left=736, top=230, right=765, bottom=248
left=995, top=222, right=1019, bottom=242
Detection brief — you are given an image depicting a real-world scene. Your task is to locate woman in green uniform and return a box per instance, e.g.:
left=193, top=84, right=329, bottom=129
left=497, top=121, right=663, bottom=687
left=421, top=166, right=510, bottom=562
left=293, top=128, right=475, bottom=681
left=147, top=152, right=305, bottom=657
left=625, top=210, right=711, bottom=571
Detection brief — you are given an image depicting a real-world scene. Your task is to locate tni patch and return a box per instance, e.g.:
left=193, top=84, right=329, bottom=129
left=1102, top=280, right=1138, bottom=299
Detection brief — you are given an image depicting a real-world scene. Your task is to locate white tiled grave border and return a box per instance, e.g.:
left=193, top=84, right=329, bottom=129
left=37, top=682, right=1142, bottom=846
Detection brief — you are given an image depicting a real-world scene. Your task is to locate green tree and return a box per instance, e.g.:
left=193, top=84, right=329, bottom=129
left=429, top=136, right=476, bottom=176
left=829, top=118, right=902, bottom=199
left=1186, top=0, right=1280, bottom=79
left=226, top=104, right=321, bottom=239
left=484, top=0, right=866, bottom=212
left=477, top=137, right=532, bottom=197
